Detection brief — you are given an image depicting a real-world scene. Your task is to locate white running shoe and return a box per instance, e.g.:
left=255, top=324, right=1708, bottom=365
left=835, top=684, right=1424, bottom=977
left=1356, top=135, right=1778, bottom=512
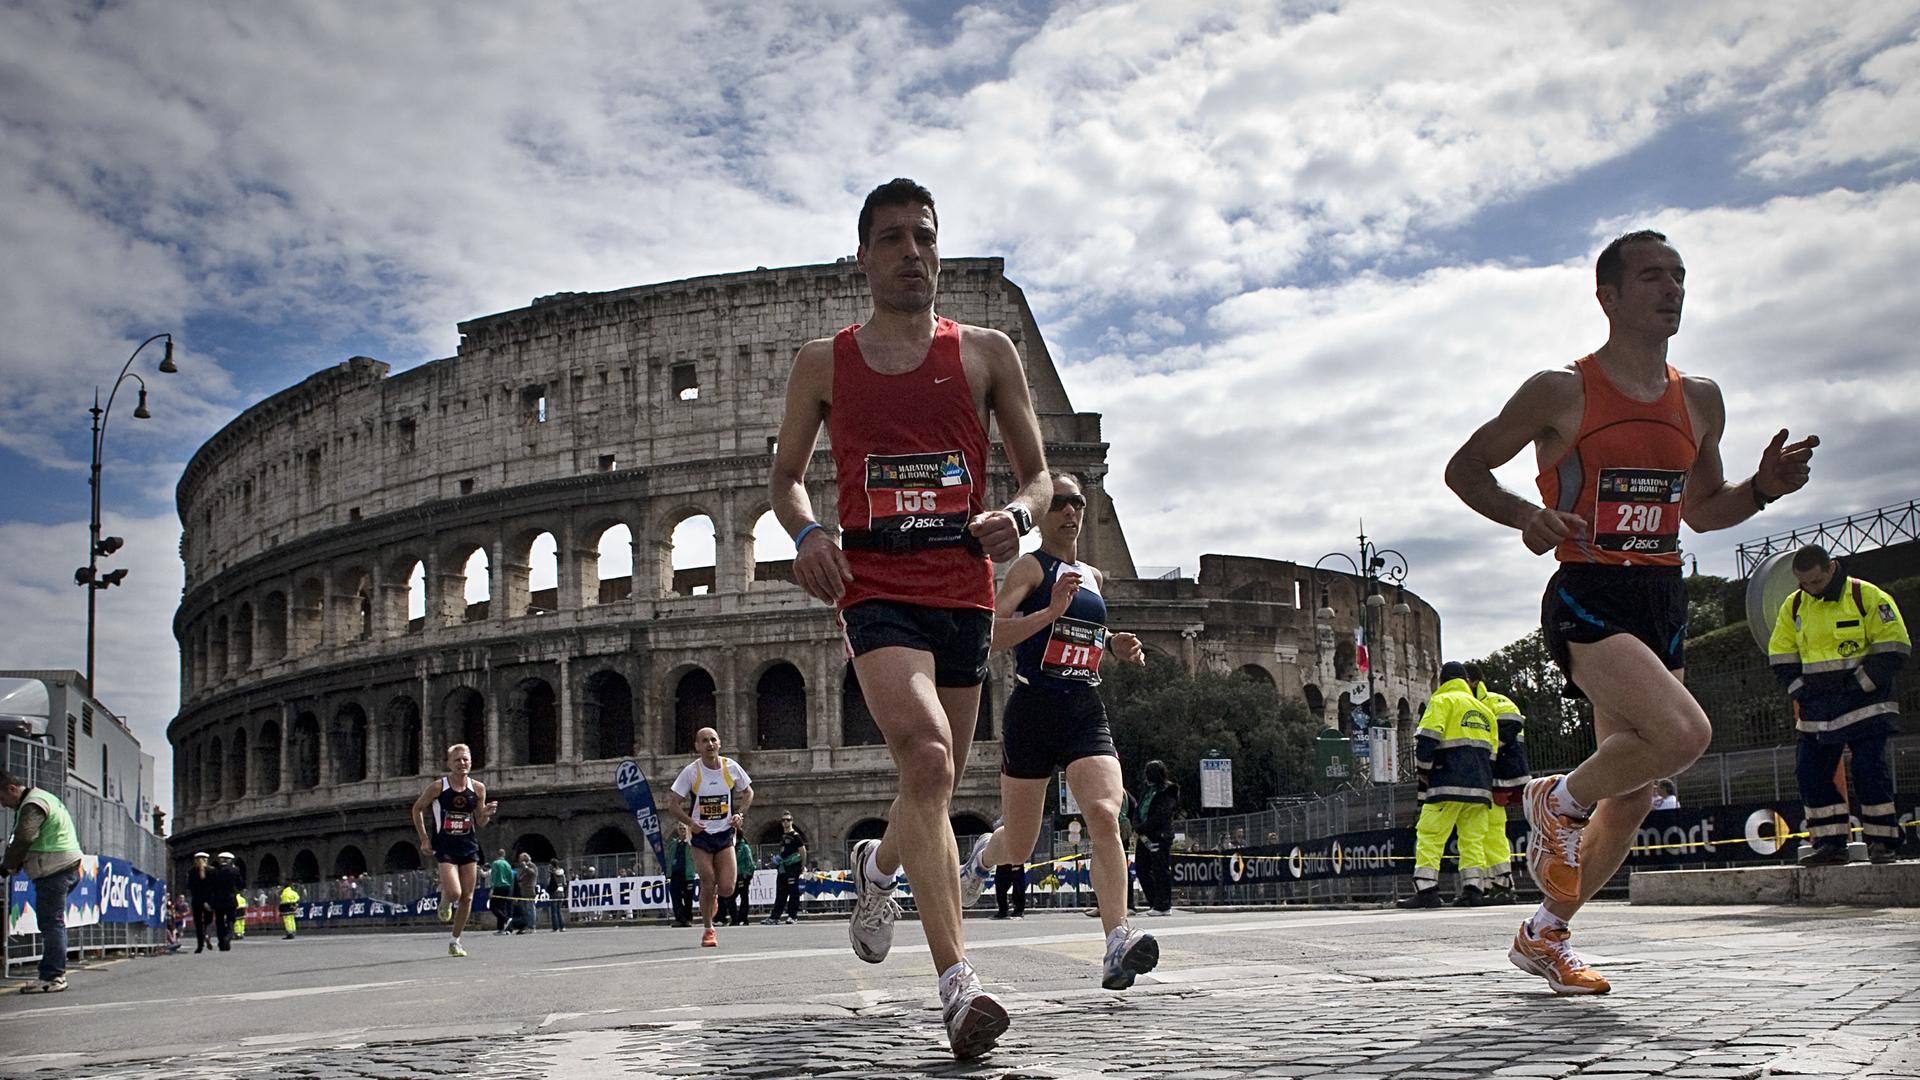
left=847, top=839, right=899, bottom=964
left=447, top=940, right=467, bottom=958
left=941, top=971, right=1010, bottom=1060
left=1100, top=926, right=1160, bottom=990
left=958, top=832, right=995, bottom=908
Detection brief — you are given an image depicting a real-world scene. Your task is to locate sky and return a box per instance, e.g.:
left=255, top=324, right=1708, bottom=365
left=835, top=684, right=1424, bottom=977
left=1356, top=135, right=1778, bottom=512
left=3, top=1, right=1917, bottom=815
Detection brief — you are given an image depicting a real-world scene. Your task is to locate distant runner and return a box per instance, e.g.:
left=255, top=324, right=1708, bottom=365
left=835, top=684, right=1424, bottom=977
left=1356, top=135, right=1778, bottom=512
left=411, top=743, right=496, bottom=957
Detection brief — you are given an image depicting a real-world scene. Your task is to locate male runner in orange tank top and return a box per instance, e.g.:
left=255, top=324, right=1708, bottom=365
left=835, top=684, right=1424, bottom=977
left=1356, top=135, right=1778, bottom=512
left=767, top=178, right=1053, bottom=1059
left=1447, top=230, right=1817, bottom=995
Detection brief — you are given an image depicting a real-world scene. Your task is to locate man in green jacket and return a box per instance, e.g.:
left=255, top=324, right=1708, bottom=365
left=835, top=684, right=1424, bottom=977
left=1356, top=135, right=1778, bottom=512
left=487, top=850, right=515, bottom=934
left=723, top=840, right=756, bottom=926
left=2, top=769, right=85, bottom=993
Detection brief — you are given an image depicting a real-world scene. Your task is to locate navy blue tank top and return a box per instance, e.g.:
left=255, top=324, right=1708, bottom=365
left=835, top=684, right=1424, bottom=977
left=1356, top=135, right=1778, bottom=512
left=1013, top=551, right=1109, bottom=690
left=435, top=777, right=480, bottom=841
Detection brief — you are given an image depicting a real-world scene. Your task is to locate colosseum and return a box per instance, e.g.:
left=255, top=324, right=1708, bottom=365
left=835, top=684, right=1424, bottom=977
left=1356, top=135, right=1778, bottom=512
left=165, top=258, right=1442, bottom=888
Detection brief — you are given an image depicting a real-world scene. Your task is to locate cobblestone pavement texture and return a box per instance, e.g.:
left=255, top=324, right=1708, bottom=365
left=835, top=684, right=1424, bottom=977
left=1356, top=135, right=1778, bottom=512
left=2, top=904, right=1915, bottom=1078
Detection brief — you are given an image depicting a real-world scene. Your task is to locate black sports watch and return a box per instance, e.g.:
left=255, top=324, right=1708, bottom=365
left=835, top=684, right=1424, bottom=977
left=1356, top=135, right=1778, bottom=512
left=1003, top=503, right=1035, bottom=536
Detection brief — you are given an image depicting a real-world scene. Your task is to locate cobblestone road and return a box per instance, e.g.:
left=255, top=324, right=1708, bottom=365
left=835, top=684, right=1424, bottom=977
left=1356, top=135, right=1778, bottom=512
left=3, top=904, right=1915, bottom=1078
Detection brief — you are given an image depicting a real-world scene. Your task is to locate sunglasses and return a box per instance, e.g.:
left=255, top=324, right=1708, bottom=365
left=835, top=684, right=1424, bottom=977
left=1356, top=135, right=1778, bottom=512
left=1049, top=493, right=1087, bottom=512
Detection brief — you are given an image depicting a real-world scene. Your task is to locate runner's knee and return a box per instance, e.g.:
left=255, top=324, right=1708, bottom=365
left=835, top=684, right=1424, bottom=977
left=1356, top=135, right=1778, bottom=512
left=894, top=738, right=956, bottom=795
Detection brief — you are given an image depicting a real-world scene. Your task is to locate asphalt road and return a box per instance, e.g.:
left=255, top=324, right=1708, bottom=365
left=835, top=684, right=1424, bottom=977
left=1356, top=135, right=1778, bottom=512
left=2, top=902, right=1916, bottom=1078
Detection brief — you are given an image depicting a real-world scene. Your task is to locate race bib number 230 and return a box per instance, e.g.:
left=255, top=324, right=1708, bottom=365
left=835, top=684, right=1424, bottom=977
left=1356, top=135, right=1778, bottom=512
left=1594, top=467, right=1685, bottom=556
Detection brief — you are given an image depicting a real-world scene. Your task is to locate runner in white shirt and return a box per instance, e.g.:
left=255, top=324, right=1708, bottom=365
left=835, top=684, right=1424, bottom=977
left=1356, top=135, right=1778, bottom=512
left=667, top=726, right=755, bottom=948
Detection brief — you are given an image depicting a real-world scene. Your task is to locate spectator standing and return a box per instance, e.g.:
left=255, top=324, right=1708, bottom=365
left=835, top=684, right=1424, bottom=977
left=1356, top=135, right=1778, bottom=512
left=546, top=859, right=569, bottom=932
left=1130, top=760, right=1178, bottom=915
left=184, top=851, right=220, bottom=952
left=724, top=839, right=756, bottom=926
left=766, top=813, right=808, bottom=924
left=1650, top=780, right=1680, bottom=811
left=1, top=770, right=84, bottom=992
left=1770, top=545, right=1909, bottom=864
left=992, top=861, right=1027, bottom=919
left=512, top=853, right=537, bottom=933
left=667, top=824, right=694, bottom=927
left=487, top=850, right=515, bottom=934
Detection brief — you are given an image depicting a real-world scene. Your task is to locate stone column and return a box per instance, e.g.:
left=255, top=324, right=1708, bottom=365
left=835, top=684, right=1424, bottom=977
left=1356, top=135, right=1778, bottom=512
left=279, top=702, right=296, bottom=793
left=643, top=537, right=672, bottom=598
left=557, top=655, right=575, bottom=763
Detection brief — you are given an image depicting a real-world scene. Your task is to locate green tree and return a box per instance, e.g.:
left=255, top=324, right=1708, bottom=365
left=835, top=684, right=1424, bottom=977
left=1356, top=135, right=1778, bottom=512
left=1470, top=629, right=1594, bottom=774
left=1100, top=654, right=1320, bottom=814
left=1684, top=573, right=1734, bottom=637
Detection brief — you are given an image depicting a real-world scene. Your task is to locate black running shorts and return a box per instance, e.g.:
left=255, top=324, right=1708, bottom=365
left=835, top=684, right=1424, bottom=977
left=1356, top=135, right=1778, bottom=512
left=1000, top=683, right=1118, bottom=780
left=690, top=828, right=735, bottom=855
left=433, top=836, right=480, bottom=866
left=1541, top=563, right=1687, bottom=700
left=843, top=600, right=992, bottom=687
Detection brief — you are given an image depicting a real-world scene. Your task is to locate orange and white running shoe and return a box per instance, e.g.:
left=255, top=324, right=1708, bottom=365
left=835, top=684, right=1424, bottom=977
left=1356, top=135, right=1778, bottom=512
left=1509, top=922, right=1610, bottom=995
left=1522, top=775, right=1585, bottom=904
left=701, top=927, right=718, bottom=948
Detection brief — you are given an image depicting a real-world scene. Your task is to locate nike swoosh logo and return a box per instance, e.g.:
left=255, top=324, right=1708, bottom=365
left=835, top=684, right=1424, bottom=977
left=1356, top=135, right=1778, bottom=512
left=933, top=376, right=953, bottom=384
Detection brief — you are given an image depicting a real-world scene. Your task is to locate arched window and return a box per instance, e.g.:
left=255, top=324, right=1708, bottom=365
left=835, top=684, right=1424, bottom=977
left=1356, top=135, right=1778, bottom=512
left=755, top=663, right=807, bottom=750
left=440, top=687, right=488, bottom=769
left=1303, top=684, right=1326, bottom=724
left=291, top=849, right=320, bottom=883
left=673, top=668, right=717, bottom=754
left=254, top=853, right=282, bottom=888
left=382, top=696, right=422, bottom=777
left=583, top=670, right=636, bottom=760
left=383, top=842, right=422, bottom=872
left=507, top=678, right=559, bottom=765
left=333, top=703, right=369, bottom=783
left=332, top=846, right=368, bottom=877
left=254, top=720, right=282, bottom=793
left=593, top=524, right=634, bottom=604
left=670, top=515, right=717, bottom=596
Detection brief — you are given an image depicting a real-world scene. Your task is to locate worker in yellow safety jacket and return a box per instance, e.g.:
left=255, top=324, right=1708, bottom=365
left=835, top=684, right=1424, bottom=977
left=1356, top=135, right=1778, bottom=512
left=1458, top=663, right=1530, bottom=905
left=279, top=883, right=302, bottom=939
left=1397, top=662, right=1497, bottom=909
left=1769, top=544, right=1910, bottom=865
left=232, top=891, right=249, bottom=939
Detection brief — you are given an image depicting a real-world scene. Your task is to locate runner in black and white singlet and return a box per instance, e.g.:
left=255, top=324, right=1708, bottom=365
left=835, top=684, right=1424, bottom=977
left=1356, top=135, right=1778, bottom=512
left=956, top=471, right=1159, bottom=990
left=410, top=743, right=497, bottom=957
left=667, top=726, right=755, bottom=949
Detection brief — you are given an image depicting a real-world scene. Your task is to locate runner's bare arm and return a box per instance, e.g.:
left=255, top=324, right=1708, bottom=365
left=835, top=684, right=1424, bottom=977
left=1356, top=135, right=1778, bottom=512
left=411, top=781, right=438, bottom=851
left=1679, top=377, right=1818, bottom=532
left=1445, top=370, right=1587, bottom=554
left=990, top=555, right=1065, bottom=651
left=474, top=780, right=496, bottom=826
left=665, top=790, right=697, bottom=831
left=732, top=786, right=753, bottom=830
left=970, top=328, right=1051, bottom=562
left=769, top=339, right=853, bottom=603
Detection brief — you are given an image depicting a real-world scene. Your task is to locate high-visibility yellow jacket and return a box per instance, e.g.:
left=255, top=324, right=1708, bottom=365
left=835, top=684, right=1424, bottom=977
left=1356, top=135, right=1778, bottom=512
left=1414, top=678, right=1495, bottom=804
left=1475, top=683, right=1531, bottom=792
left=278, top=885, right=301, bottom=913
left=1770, top=574, right=1909, bottom=743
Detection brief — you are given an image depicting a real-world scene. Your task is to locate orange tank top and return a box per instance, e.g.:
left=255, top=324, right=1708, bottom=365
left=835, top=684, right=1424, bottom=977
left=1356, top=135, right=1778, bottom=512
left=1536, top=355, right=1697, bottom=566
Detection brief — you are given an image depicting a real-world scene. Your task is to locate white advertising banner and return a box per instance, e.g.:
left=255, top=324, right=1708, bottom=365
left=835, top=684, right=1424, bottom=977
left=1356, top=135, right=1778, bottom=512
left=1200, top=758, right=1234, bottom=809
left=567, top=875, right=671, bottom=913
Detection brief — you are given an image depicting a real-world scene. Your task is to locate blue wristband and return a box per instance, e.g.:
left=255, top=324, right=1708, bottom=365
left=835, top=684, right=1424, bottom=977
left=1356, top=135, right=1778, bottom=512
left=794, top=522, right=823, bottom=551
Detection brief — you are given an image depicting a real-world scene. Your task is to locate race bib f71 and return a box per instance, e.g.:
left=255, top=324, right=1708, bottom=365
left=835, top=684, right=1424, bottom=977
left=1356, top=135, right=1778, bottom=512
left=1042, top=616, right=1107, bottom=683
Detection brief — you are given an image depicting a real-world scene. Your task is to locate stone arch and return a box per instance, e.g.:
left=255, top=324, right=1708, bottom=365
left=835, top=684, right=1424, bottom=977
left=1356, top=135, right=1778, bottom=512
left=380, top=552, right=428, bottom=637
left=291, top=849, right=320, bottom=883
left=672, top=667, right=717, bottom=754
left=506, top=677, right=559, bottom=766
left=211, top=615, right=230, bottom=682
left=665, top=510, right=718, bottom=596
left=582, top=669, right=636, bottom=760
left=383, top=695, right=423, bottom=777
left=438, top=686, right=488, bottom=769
left=383, top=842, right=422, bottom=872
left=510, top=833, right=556, bottom=863
left=332, top=701, right=370, bottom=783
left=260, top=591, right=288, bottom=661
left=1235, top=664, right=1276, bottom=695
left=190, top=624, right=208, bottom=690
left=1304, top=684, right=1326, bottom=724
left=335, top=565, right=374, bottom=642
left=515, top=529, right=560, bottom=617
left=233, top=602, right=254, bottom=671
left=951, top=812, right=992, bottom=839
left=754, top=661, right=807, bottom=750
left=184, top=744, right=200, bottom=808
left=226, top=727, right=249, bottom=800
left=583, top=826, right=637, bottom=857
left=1398, top=698, right=1412, bottom=726
left=458, top=546, right=491, bottom=622
left=591, top=522, right=635, bottom=604
left=254, top=718, right=282, bottom=793
left=291, top=710, right=322, bottom=789
left=206, top=734, right=225, bottom=803
left=841, top=663, right=882, bottom=747
left=754, top=820, right=787, bottom=849
left=847, top=818, right=889, bottom=846
left=751, top=509, right=796, bottom=586
left=332, top=845, right=368, bottom=877
left=1335, top=691, right=1355, bottom=736
left=1371, top=693, right=1387, bottom=727
left=254, top=853, right=282, bottom=887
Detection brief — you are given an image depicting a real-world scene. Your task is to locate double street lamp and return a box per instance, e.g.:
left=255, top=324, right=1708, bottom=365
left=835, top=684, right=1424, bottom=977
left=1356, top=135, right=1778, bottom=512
left=76, top=333, right=178, bottom=689
left=1311, top=523, right=1411, bottom=740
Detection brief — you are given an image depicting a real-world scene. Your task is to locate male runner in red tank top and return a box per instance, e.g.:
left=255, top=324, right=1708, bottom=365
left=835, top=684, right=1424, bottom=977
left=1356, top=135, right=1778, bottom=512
left=1447, top=230, right=1817, bottom=995
left=768, top=178, right=1052, bottom=1059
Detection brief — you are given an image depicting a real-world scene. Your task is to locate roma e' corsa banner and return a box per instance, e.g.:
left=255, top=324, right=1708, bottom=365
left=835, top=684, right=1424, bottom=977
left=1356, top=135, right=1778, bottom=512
left=616, top=759, right=670, bottom=876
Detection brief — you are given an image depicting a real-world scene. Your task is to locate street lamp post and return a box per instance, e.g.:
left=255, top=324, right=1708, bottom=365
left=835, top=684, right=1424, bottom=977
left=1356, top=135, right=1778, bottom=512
left=77, top=333, right=177, bottom=689
left=1310, top=523, right=1412, bottom=773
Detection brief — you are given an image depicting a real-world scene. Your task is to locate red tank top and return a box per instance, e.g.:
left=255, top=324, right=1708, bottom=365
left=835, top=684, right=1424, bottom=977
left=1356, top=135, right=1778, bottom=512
left=828, top=318, right=993, bottom=611
left=1536, top=355, right=1697, bottom=567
